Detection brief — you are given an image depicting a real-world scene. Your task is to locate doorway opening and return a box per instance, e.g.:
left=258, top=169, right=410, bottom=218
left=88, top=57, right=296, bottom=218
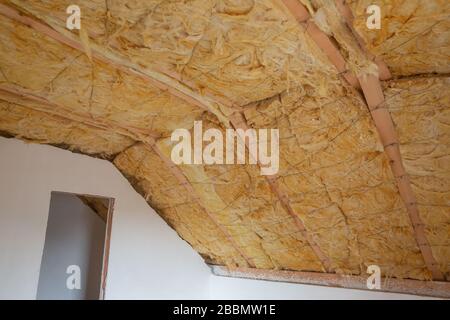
left=37, top=191, right=114, bottom=300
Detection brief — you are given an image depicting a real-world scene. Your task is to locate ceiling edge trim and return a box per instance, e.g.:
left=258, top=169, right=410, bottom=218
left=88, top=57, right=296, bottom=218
left=211, top=265, right=450, bottom=298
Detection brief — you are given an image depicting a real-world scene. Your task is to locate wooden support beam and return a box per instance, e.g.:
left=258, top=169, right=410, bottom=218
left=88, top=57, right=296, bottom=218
left=281, top=0, right=444, bottom=280
left=280, top=0, right=389, bottom=87
left=334, top=0, right=391, bottom=80
left=210, top=265, right=450, bottom=298
left=279, top=0, right=360, bottom=88
left=305, top=21, right=360, bottom=88
left=0, top=83, right=255, bottom=268
left=144, top=142, right=256, bottom=268
left=0, top=84, right=158, bottom=140
left=280, top=0, right=310, bottom=23
left=359, top=75, right=444, bottom=281
left=265, top=174, right=334, bottom=273
left=229, top=112, right=334, bottom=273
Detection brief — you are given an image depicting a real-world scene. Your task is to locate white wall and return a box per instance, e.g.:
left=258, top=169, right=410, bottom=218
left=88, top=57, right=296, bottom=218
left=0, top=137, right=210, bottom=299
left=0, top=137, right=436, bottom=300
left=37, top=193, right=106, bottom=300
left=209, top=275, right=437, bottom=300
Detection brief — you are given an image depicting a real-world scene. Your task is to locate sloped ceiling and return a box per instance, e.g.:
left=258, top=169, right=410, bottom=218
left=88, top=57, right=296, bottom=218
left=0, top=0, right=448, bottom=292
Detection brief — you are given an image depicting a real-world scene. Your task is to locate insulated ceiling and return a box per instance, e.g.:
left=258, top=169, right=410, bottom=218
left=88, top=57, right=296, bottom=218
left=0, top=0, right=448, bottom=293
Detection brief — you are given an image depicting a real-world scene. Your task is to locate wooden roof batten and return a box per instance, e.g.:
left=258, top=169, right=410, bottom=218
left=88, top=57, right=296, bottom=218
left=280, top=0, right=444, bottom=281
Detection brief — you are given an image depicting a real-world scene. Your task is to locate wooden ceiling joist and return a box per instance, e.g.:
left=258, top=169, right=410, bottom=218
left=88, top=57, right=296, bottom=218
left=229, top=112, right=334, bottom=273
left=359, top=75, right=445, bottom=281
left=281, top=0, right=445, bottom=281
left=334, top=0, right=391, bottom=80
left=144, top=141, right=257, bottom=268
left=281, top=0, right=390, bottom=86
left=264, top=172, right=334, bottom=273
left=305, top=20, right=361, bottom=88
left=280, top=0, right=310, bottom=22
